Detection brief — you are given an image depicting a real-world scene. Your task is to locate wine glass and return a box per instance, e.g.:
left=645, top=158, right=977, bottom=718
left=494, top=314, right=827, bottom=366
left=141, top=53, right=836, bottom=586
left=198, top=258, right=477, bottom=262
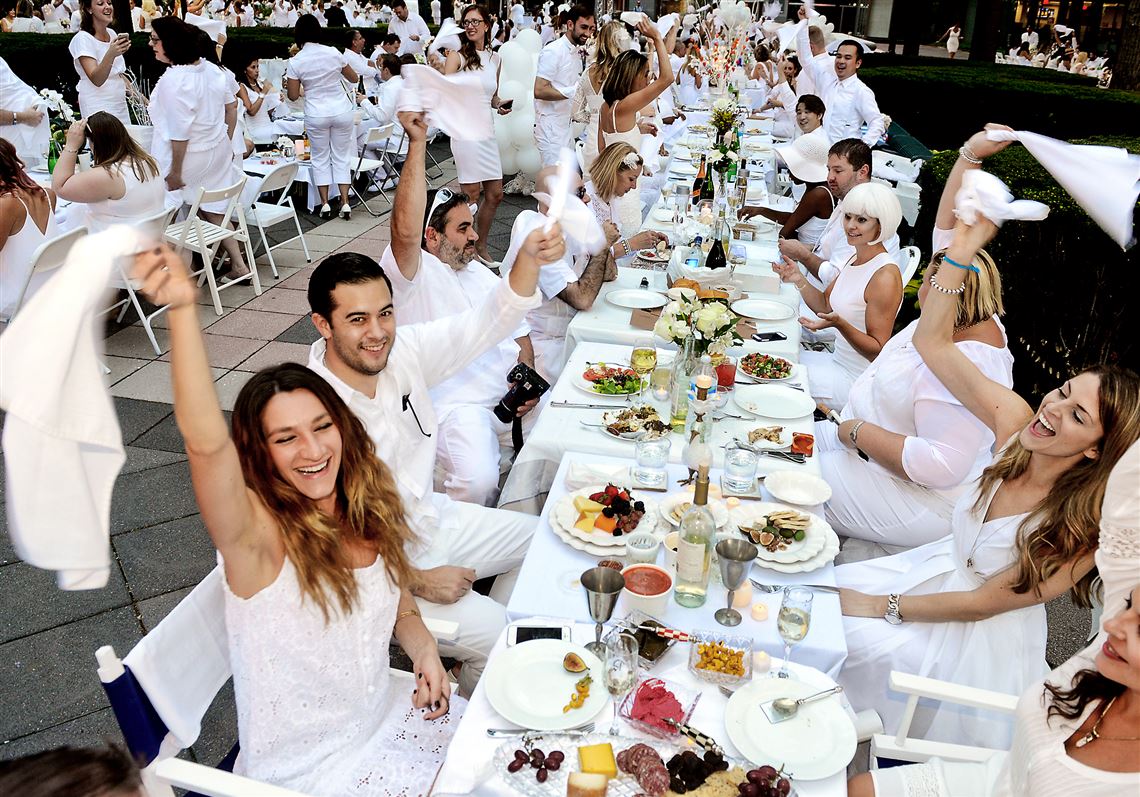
left=630, top=335, right=657, bottom=405
left=776, top=587, right=813, bottom=679
left=603, top=631, right=639, bottom=699
left=581, top=567, right=625, bottom=658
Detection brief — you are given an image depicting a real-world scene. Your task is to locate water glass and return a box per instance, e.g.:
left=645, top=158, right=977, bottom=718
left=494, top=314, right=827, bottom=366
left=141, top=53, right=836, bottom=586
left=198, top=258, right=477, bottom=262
left=723, top=445, right=759, bottom=492
left=776, top=587, right=814, bottom=679
left=625, top=531, right=661, bottom=565
left=633, top=437, right=671, bottom=488
left=604, top=631, right=639, bottom=699
left=729, top=245, right=747, bottom=277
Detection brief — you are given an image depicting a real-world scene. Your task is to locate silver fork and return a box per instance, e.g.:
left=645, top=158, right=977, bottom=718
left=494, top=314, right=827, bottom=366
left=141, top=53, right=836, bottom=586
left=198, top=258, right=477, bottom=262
left=750, top=577, right=840, bottom=594
left=485, top=721, right=595, bottom=738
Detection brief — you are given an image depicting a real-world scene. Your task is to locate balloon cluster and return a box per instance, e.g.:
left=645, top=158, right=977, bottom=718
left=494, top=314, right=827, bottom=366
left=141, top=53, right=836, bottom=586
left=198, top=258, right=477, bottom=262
left=494, top=29, right=544, bottom=177
left=715, top=0, right=753, bottom=31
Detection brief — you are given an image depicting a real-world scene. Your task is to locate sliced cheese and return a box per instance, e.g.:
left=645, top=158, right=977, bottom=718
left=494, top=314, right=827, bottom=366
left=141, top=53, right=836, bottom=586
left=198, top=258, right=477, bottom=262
left=577, top=742, right=617, bottom=779
left=566, top=771, right=609, bottom=797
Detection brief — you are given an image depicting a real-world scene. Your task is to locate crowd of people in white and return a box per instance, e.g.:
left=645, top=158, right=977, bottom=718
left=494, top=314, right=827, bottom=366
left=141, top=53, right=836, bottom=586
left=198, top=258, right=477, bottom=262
left=0, top=2, right=1137, bottom=797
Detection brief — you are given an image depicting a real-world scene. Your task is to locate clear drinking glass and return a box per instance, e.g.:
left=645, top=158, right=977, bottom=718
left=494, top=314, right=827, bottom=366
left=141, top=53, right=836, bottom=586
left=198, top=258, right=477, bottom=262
left=630, top=335, right=657, bottom=404
left=728, top=244, right=747, bottom=278
left=776, top=587, right=814, bottom=678
left=604, top=631, right=639, bottom=699
left=723, top=445, right=758, bottom=492
left=633, top=437, right=671, bottom=487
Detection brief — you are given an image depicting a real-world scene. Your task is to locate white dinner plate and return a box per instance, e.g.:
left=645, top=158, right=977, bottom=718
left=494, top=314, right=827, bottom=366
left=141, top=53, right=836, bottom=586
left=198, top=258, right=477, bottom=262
left=483, top=640, right=610, bottom=731
left=764, top=470, right=833, bottom=505
left=651, top=207, right=674, bottom=222
left=752, top=526, right=839, bottom=573
left=636, top=249, right=671, bottom=263
left=549, top=509, right=627, bottom=556
left=730, top=501, right=827, bottom=564
left=670, top=164, right=698, bottom=177
left=660, top=493, right=731, bottom=528
left=731, top=298, right=796, bottom=322
left=605, top=289, right=668, bottom=310
left=554, top=487, right=658, bottom=548
left=724, top=677, right=856, bottom=780
left=738, top=355, right=796, bottom=383
left=735, top=424, right=791, bottom=450
left=733, top=385, right=816, bottom=419
left=572, top=367, right=644, bottom=397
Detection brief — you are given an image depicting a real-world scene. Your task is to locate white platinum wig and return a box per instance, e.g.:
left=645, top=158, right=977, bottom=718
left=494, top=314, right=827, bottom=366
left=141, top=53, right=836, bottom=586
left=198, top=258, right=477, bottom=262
left=842, top=182, right=902, bottom=246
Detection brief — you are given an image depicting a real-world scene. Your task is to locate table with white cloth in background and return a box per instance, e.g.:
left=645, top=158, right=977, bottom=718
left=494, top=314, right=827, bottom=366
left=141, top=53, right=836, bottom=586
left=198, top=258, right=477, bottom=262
left=433, top=621, right=850, bottom=797
left=503, top=451, right=845, bottom=678
left=241, top=151, right=316, bottom=208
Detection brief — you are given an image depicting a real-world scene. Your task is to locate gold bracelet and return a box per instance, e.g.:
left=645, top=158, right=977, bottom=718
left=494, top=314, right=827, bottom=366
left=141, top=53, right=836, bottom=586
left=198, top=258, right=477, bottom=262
left=396, top=609, right=421, bottom=624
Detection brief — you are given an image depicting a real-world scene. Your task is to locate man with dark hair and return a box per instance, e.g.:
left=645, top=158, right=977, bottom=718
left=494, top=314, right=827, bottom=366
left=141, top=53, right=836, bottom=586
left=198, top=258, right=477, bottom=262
left=325, top=0, right=348, bottom=26
left=389, top=0, right=430, bottom=56
left=533, top=4, right=595, bottom=165
left=796, top=8, right=885, bottom=147
left=379, top=32, right=402, bottom=55
left=305, top=162, right=565, bottom=695
left=0, top=745, right=143, bottom=797
left=344, top=29, right=379, bottom=94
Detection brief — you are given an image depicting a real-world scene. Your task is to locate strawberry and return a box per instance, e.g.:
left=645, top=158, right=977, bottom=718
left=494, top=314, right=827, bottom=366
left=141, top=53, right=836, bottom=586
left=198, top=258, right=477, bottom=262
left=604, top=485, right=619, bottom=497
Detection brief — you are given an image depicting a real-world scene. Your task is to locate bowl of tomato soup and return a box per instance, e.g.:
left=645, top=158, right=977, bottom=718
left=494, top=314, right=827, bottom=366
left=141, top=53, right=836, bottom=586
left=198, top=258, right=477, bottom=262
left=620, top=564, right=673, bottom=616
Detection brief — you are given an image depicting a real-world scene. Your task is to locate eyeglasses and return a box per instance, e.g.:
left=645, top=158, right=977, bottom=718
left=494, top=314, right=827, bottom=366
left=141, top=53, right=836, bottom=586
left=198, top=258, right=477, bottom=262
left=148, top=34, right=159, bottom=44
left=462, top=18, right=485, bottom=27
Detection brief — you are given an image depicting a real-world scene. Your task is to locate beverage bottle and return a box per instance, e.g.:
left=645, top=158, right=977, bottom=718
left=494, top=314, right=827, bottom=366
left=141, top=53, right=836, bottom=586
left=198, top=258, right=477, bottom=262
left=700, top=164, right=716, bottom=203
left=669, top=334, right=696, bottom=429
left=691, top=155, right=707, bottom=205
left=705, top=211, right=728, bottom=270
left=674, top=464, right=715, bottom=607
left=689, top=354, right=718, bottom=405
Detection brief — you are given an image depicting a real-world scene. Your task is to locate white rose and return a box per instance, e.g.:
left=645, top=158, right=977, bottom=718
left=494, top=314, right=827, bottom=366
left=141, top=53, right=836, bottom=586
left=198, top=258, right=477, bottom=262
left=694, top=304, right=722, bottom=335
left=653, top=316, right=674, bottom=341
left=671, top=319, right=691, bottom=339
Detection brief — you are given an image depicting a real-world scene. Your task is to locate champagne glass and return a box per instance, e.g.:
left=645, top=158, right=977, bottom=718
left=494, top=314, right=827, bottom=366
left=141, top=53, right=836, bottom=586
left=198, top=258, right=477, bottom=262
left=603, top=631, right=639, bottom=699
left=630, top=335, right=657, bottom=405
left=776, top=587, right=813, bottom=678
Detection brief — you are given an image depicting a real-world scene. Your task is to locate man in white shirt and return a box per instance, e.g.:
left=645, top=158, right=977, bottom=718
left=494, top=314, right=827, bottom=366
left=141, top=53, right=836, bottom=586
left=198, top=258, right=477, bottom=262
left=306, top=122, right=565, bottom=699
left=430, top=0, right=440, bottom=24
left=796, top=11, right=885, bottom=147
left=344, top=28, right=379, bottom=93
left=389, top=0, right=430, bottom=57
left=383, top=113, right=543, bottom=507
left=533, top=4, right=595, bottom=166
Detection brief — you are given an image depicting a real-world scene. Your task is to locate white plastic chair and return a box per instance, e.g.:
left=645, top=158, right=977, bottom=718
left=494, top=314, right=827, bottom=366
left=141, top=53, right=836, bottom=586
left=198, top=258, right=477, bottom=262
left=1, top=226, right=88, bottom=324
left=350, top=126, right=396, bottom=216
left=899, top=245, right=923, bottom=286
left=895, top=180, right=922, bottom=227
left=96, top=567, right=459, bottom=797
left=869, top=670, right=1017, bottom=767
left=104, top=207, right=178, bottom=356
left=164, top=178, right=262, bottom=316
left=243, top=162, right=310, bottom=279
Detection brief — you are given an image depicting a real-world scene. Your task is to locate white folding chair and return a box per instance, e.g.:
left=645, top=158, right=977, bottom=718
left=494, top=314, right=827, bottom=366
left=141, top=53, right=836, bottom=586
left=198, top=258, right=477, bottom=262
left=895, top=180, right=922, bottom=227
left=899, top=245, right=923, bottom=286
left=243, top=162, right=310, bottom=279
left=164, top=178, right=262, bottom=316
left=1, top=226, right=88, bottom=325
left=575, top=139, right=588, bottom=174
left=96, top=567, right=459, bottom=797
left=350, top=126, right=396, bottom=216
left=869, top=670, right=1017, bottom=768
left=103, top=207, right=178, bottom=356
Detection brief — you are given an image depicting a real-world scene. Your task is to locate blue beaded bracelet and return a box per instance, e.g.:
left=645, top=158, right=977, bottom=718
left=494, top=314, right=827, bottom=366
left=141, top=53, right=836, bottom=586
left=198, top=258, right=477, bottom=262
left=943, top=255, right=979, bottom=274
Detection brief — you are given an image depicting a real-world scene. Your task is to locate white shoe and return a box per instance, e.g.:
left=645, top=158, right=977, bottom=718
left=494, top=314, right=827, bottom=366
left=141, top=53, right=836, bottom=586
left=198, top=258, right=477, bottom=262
left=381, top=177, right=399, bottom=190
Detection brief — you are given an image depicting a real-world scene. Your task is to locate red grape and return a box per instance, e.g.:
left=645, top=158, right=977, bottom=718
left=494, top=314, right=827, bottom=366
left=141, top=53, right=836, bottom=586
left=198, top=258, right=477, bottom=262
left=507, top=759, right=525, bottom=773
left=536, top=767, right=548, bottom=783
left=756, top=766, right=778, bottom=781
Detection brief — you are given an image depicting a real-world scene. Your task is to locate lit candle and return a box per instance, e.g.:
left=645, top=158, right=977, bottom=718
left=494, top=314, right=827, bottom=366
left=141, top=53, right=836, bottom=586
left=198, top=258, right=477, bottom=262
left=752, top=650, right=771, bottom=673
left=695, top=375, right=713, bottom=390
left=732, top=581, right=752, bottom=608
left=750, top=603, right=768, bottom=621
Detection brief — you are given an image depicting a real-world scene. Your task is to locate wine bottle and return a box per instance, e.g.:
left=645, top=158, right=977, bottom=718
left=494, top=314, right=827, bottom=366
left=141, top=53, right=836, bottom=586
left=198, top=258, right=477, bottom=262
left=691, top=155, right=707, bottom=205
left=674, top=464, right=715, bottom=607
left=705, top=211, right=728, bottom=270
left=700, top=165, right=716, bottom=203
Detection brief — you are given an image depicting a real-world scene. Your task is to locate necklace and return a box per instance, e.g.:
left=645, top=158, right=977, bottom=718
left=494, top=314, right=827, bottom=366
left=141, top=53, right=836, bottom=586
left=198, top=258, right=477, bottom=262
left=954, top=318, right=987, bottom=335
left=1073, top=695, right=1140, bottom=748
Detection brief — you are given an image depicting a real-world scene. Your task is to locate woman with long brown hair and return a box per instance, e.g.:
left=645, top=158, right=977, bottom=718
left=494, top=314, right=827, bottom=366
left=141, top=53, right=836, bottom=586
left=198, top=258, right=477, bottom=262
left=51, top=112, right=164, bottom=231
left=834, top=124, right=1140, bottom=751
left=571, top=19, right=629, bottom=174
left=68, top=0, right=131, bottom=124
left=128, top=245, right=457, bottom=796
left=0, top=138, right=58, bottom=318
left=442, top=3, right=509, bottom=264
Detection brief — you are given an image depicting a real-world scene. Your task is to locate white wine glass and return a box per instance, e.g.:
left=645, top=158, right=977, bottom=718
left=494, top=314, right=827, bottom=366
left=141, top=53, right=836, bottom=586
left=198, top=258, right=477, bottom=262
left=603, top=631, right=639, bottom=699
left=776, top=587, right=813, bottom=679
left=630, top=334, right=658, bottom=406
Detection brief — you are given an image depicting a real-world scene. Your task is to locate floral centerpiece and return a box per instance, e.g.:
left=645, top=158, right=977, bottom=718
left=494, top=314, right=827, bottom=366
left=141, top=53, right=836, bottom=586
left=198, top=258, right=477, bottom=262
left=709, top=95, right=739, bottom=137
left=654, top=293, right=743, bottom=358
left=38, top=89, right=77, bottom=170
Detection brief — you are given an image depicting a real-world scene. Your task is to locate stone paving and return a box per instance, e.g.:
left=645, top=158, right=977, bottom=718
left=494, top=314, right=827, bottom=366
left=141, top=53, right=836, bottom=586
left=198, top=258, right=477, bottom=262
left=0, top=145, right=1090, bottom=768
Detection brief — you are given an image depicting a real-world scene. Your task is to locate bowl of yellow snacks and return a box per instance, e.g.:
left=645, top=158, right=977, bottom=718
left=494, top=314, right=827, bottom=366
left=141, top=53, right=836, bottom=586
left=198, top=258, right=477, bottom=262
left=686, top=630, right=753, bottom=687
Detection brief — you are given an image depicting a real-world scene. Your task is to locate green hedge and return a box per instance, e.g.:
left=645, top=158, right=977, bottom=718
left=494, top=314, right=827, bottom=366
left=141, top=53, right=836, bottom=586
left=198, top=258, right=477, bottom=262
left=860, top=58, right=1140, bottom=151
left=912, top=135, right=1140, bottom=399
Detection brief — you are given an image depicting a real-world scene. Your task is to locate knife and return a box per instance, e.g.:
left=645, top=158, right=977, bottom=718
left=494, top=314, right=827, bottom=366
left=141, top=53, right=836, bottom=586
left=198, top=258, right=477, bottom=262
left=551, top=401, right=625, bottom=410
left=663, top=718, right=724, bottom=755
left=485, top=728, right=595, bottom=739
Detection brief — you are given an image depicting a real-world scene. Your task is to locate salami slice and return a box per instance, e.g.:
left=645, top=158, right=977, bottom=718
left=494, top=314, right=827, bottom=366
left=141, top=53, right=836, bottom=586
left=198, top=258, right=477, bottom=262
left=639, top=764, right=671, bottom=797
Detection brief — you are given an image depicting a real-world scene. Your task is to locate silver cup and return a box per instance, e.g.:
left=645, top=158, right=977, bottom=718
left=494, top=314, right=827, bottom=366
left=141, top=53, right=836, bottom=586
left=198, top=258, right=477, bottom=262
left=581, top=566, right=625, bottom=657
left=714, top=538, right=758, bottom=626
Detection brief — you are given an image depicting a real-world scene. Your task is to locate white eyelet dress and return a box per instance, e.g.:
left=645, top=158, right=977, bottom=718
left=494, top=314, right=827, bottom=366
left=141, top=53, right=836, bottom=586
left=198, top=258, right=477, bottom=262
left=450, top=49, right=504, bottom=184
left=223, top=555, right=462, bottom=796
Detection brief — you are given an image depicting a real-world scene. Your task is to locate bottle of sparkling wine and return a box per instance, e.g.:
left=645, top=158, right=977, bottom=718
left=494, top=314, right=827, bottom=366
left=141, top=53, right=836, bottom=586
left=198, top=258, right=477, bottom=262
left=691, top=155, right=707, bottom=205
left=674, top=464, right=715, bottom=607
left=705, top=210, right=728, bottom=270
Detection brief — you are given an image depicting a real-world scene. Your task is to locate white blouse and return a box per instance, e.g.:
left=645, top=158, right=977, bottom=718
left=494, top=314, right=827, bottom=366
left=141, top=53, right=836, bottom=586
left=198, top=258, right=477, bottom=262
left=149, top=61, right=230, bottom=152
left=285, top=42, right=352, bottom=117
left=68, top=29, right=129, bottom=121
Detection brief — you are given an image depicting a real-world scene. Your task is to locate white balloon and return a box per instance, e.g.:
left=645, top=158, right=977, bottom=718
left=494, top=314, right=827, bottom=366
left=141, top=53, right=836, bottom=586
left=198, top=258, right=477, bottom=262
left=516, top=147, right=542, bottom=176
left=498, top=41, right=532, bottom=77
left=508, top=111, right=536, bottom=142
left=500, top=147, right=519, bottom=174
left=514, top=28, right=542, bottom=54
left=498, top=79, right=527, bottom=102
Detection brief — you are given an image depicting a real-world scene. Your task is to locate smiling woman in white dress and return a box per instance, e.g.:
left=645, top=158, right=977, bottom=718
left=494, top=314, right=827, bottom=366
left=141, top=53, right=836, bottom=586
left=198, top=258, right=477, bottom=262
left=69, top=0, right=132, bottom=124
left=233, top=54, right=304, bottom=144
left=833, top=125, right=1140, bottom=751
left=571, top=20, right=628, bottom=176
left=127, top=247, right=459, bottom=797
left=443, top=4, right=507, bottom=265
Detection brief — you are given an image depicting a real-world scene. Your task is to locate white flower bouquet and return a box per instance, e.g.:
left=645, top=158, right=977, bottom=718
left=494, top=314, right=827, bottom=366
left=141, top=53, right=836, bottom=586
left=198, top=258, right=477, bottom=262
left=653, top=294, right=743, bottom=356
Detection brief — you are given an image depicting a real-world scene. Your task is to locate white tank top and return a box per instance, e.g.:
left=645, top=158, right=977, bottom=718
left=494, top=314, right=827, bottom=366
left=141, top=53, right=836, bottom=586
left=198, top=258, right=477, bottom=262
left=85, top=161, right=166, bottom=232
left=796, top=188, right=836, bottom=249
left=602, top=99, right=642, bottom=150
left=829, top=250, right=898, bottom=382
left=0, top=191, right=58, bottom=317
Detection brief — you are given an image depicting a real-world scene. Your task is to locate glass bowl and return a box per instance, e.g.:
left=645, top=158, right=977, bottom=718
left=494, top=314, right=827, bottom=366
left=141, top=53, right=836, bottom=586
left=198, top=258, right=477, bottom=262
left=686, top=629, right=753, bottom=687
left=617, top=674, right=701, bottom=740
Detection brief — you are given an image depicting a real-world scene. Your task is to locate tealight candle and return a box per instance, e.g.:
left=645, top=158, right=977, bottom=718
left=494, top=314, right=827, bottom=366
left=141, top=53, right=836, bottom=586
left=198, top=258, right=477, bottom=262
left=732, top=581, right=752, bottom=608
left=750, top=602, right=768, bottom=621
left=725, top=497, right=740, bottom=509
left=752, top=650, right=771, bottom=673
left=695, top=374, right=713, bottom=390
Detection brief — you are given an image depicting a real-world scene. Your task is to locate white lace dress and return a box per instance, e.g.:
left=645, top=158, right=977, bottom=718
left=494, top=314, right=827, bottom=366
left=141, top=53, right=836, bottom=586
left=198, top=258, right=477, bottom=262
left=223, top=555, right=461, bottom=796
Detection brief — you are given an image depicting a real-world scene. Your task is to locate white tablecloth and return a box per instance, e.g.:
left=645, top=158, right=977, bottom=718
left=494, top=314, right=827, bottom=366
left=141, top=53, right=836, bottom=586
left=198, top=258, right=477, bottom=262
left=434, top=621, right=849, bottom=797
left=503, top=451, right=846, bottom=678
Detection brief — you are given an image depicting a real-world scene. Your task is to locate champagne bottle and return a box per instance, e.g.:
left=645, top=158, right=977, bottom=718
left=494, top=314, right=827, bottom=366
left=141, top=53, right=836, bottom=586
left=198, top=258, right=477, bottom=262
left=705, top=210, right=728, bottom=270
left=700, top=164, right=716, bottom=203
left=691, top=155, right=707, bottom=205
left=674, top=464, right=715, bottom=607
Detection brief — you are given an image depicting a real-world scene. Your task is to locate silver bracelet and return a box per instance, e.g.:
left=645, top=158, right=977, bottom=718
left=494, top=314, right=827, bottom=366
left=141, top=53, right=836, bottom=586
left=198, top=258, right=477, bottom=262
left=930, top=271, right=966, bottom=295
left=958, top=145, right=982, bottom=165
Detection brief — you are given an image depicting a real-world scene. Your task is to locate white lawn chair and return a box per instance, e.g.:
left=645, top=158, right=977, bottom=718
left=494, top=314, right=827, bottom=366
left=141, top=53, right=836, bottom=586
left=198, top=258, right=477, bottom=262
left=104, top=207, right=178, bottom=356
left=164, top=178, right=262, bottom=316
left=351, top=126, right=396, bottom=216
left=1, top=226, right=88, bottom=325
left=96, top=567, right=459, bottom=797
left=243, top=162, right=310, bottom=279
left=869, top=670, right=1017, bottom=767
left=899, top=245, right=923, bottom=287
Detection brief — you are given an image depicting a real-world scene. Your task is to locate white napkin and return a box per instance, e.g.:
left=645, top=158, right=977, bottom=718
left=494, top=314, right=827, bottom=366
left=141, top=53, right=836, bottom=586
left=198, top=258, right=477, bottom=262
left=954, top=169, right=1050, bottom=228
left=619, top=10, right=645, bottom=26
left=762, top=1, right=781, bottom=19
left=655, top=12, right=679, bottom=38
left=565, top=462, right=633, bottom=491
left=0, top=226, right=138, bottom=590
left=779, top=19, right=806, bottom=53
left=529, top=158, right=608, bottom=256
left=682, top=13, right=698, bottom=27
left=184, top=12, right=226, bottom=43
left=639, top=133, right=663, bottom=175
left=396, top=65, right=494, bottom=142
left=987, top=128, right=1140, bottom=250
left=429, top=18, right=463, bottom=56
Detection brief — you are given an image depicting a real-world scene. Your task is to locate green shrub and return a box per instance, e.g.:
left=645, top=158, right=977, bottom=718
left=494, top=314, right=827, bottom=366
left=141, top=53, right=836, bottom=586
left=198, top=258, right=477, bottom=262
left=860, top=59, right=1140, bottom=151
left=913, top=134, right=1140, bottom=399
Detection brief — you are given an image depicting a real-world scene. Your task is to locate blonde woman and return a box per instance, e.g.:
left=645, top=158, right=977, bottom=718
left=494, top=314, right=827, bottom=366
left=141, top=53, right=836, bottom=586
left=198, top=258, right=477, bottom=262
left=136, top=0, right=157, bottom=31
left=570, top=20, right=627, bottom=174
left=586, top=142, right=666, bottom=258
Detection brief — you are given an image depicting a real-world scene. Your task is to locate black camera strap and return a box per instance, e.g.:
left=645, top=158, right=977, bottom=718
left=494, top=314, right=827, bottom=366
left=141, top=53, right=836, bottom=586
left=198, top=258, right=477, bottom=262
left=511, top=417, right=524, bottom=457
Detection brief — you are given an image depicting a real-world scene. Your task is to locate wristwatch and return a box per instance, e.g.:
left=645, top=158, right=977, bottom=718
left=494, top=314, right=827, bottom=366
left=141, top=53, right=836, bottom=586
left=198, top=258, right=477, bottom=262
left=884, top=593, right=903, bottom=625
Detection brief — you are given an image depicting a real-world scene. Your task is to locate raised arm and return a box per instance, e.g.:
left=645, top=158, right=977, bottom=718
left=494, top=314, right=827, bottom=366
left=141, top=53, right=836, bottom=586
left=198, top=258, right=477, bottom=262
left=934, top=123, right=1014, bottom=234
left=390, top=111, right=428, bottom=281
left=617, top=20, right=674, bottom=116
left=51, top=120, right=120, bottom=202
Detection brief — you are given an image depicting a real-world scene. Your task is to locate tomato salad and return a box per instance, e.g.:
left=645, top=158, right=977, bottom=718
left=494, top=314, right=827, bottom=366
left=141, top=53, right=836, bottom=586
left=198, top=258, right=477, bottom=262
left=583, top=363, right=643, bottom=395
left=740, top=353, right=793, bottom=380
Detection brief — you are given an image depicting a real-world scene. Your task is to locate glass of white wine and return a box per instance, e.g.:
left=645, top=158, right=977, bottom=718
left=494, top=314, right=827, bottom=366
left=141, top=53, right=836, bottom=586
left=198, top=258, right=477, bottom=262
left=776, top=587, right=813, bottom=679
left=604, top=631, right=639, bottom=699
left=630, top=335, right=658, bottom=405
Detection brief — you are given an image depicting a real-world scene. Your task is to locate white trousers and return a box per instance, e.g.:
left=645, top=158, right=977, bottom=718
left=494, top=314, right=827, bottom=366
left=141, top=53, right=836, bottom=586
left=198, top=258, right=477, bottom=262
left=535, top=111, right=571, bottom=167
left=306, top=109, right=355, bottom=188
left=815, top=421, right=956, bottom=559
left=412, top=492, right=537, bottom=696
